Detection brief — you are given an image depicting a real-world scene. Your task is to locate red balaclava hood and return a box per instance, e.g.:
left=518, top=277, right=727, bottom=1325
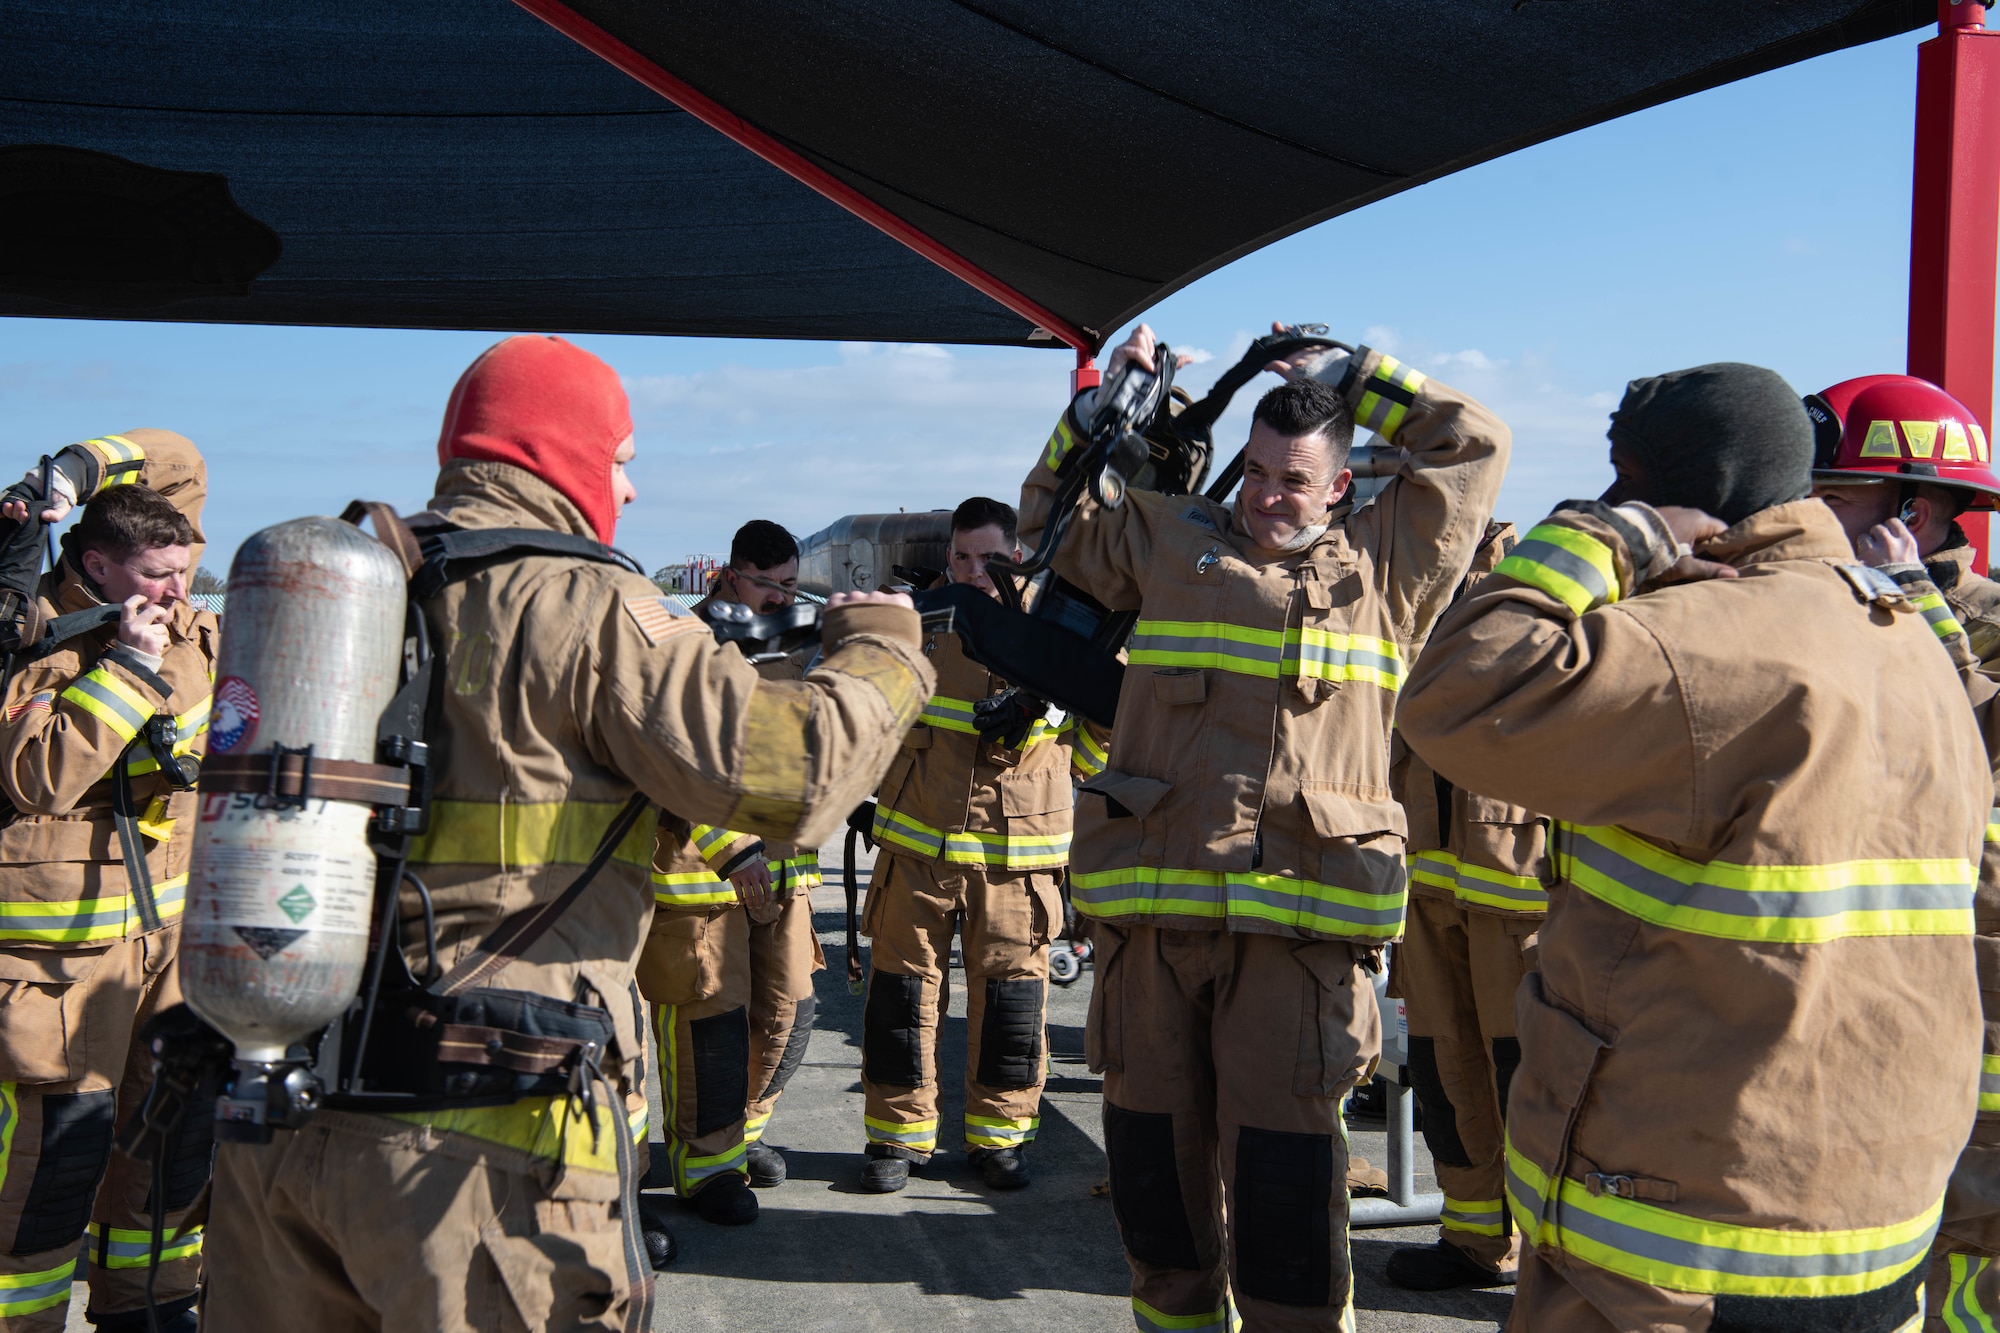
left=437, top=335, right=632, bottom=542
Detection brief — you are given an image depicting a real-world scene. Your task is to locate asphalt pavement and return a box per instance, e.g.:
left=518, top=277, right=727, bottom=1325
left=643, top=844, right=1514, bottom=1332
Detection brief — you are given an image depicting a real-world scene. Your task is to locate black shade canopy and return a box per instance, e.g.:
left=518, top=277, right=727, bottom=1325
left=1, top=0, right=1926, bottom=349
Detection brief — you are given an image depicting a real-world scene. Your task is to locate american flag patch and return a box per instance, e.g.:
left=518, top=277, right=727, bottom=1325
left=5, top=692, right=54, bottom=723
left=623, top=596, right=701, bottom=647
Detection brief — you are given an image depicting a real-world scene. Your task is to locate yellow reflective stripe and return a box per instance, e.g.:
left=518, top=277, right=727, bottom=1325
left=1410, top=849, right=1547, bottom=914
left=1948, top=1253, right=2000, bottom=1332
left=1045, top=417, right=1080, bottom=472
left=963, top=1113, right=1040, bottom=1147
left=627, top=1103, right=647, bottom=1142
left=386, top=1095, right=619, bottom=1174
left=775, top=854, right=821, bottom=892
left=743, top=1111, right=771, bottom=1144
left=1441, top=1194, right=1507, bottom=1237
left=865, top=1115, right=937, bottom=1150
left=1913, top=589, right=1968, bottom=642
left=920, top=695, right=980, bottom=735
left=1125, top=621, right=1404, bottom=691
left=84, top=434, right=145, bottom=491
left=0, top=1258, right=74, bottom=1316
left=127, top=695, right=211, bottom=775
left=0, top=1082, right=17, bottom=1201
left=650, top=870, right=734, bottom=908
left=408, top=800, right=658, bottom=869
left=1988, top=806, right=2000, bottom=844
left=870, top=805, right=1070, bottom=869
left=1133, top=1298, right=1232, bottom=1333
left=0, top=876, right=186, bottom=943
left=1507, top=1140, right=1938, bottom=1298
left=1074, top=722, right=1110, bottom=780
left=1981, top=1054, right=2000, bottom=1115
left=1559, top=823, right=1974, bottom=943
left=1496, top=522, right=1621, bottom=616
left=1071, top=865, right=1405, bottom=939
left=87, top=1222, right=202, bottom=1268
left=1353, top=354, right=1427, bottom=440
left=60, top=667, right=154, bottom=743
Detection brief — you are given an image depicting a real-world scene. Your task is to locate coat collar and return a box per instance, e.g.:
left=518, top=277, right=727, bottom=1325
left=424, top=460, right=599, bottom=539
left=1697, top=498, right=1856, bottom=571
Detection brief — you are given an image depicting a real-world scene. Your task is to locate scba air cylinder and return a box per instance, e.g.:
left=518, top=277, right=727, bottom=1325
left=183, top=517, right=405, bottom=1128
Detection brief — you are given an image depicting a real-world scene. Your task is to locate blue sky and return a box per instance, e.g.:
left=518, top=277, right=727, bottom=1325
left=0, top=28, right=1946, bottom=578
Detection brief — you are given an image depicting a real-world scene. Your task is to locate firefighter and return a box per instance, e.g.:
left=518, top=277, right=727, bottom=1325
left=1805, top=377, right=2000, bottom=1329
left=200, top=335, right=933, bottom=1331
left=0, top=432, right=214, bottom=1332
left=858, top=496, right=1105, bottom=1194
left=1399, top=361, right=1986, bottom=1331
left=1025, top=323, right=1507, bottom=1330
left=638, top=519, right=826, bottom=1232
left=1382, top=521, right=1548, bottom=1294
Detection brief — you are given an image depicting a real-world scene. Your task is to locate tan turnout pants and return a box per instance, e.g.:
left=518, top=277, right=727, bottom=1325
left=744, top=889, right=824, bottom=1145
left=641, top=908, right=752, bottom=1196
left=202, top=1106, right=649, bottom=1333
left=859, top=852, right=1058, bottom=1159
left=1928, top=1116, right=2000, bottom=1331
left=0, top=927, right=202, bottom=1330
left=1390, top=893, right=1536, bottom=1274
left=1089, top=923, right=1379, bottom=1333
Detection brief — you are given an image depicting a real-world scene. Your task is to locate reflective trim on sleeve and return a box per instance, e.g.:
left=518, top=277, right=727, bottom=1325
left=1506, top=1140, right=1938, bottom=1298
left=82, top=434, right=146, bottom=491
left=690, top=823, right=756, bottom=871
left=650, top=870, right=734, bottom=909
left=1352, top=355, right=1428, bottom=440
left=1409, top=849, right=1547, bottom=914
left=1981, top=1054, right=2000, bottom=1115
left=1045, top=417, right=1080, bottom=472
left=864, top=1115, right=938, bottom=1152
left=387, top=1095, right=620, bottom=1174
left=1073, top=721, right=1110, bottom=780
left=1495, top=523, right=1621, bottom=616
left=1070, top=864, right=1406, bottom=939
left=1125, top=621, right=1404, bottom=692
left=86, top=1222, right=202, bottom=1269
left=871, top=805, right=1071, bottom=870
left=0, top=1258, right=75, bottom=1317
left=1912, top=589, right=1967, bottom=643
left=1441, top=1194, right=1507, bottom=1238
left=1558, top=822, right=1974, bottom=942
left=408, top=800, right=658, bottom=870
left=918, top=694, right=1058, bottom=748
left=1947, top=1253, right=2000, bottom=1333
left=774, top=853, right=822, bottom=893
left=0, top=875, right=187, bottom=943
left=60, top=666, right=155, bottom=744
left=124, top=694, right=212, bottom=776
left=963, top=1113, right=1040, bottom=1148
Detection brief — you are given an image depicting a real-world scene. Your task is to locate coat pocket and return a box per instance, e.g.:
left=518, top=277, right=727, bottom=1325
left=1080, top=770, right=1174, bottom=821
left=1291, top=941, right=1380, bottom=1097
left=1508, top=972, right=1611, bottom=1176
left=1083, top=922, right=1128, bottom=1074
left=1303, top=784, right=1409, bottom=902
left=997, top=765, right=1072, bottom=819
left=1150, top=668, right=1207, bottom=706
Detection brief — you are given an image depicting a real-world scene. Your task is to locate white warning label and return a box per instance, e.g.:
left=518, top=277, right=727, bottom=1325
left=190, top=799, right=376, bottom=936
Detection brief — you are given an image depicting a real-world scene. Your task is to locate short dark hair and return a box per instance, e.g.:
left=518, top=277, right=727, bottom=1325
left=74, top=485, right=192, bottom=562
left=729, top=519, right=798, bottom=570
left=1253, top=379, right=1356, bottom=473
left=951, top=496, right=1017, bottom=545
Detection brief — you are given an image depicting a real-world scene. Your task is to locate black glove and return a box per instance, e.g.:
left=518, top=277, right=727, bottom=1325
left=846, top=800, right=878, bottom=851
left=973, top=688, right=1047, bottom=749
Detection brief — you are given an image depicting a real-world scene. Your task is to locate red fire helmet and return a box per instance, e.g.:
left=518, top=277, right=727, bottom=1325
left=1806, top=374, right=2000, bottom=509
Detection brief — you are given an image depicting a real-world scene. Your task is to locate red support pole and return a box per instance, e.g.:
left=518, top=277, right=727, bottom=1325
left=1072, top=350, right=1100, bottom=398
left=1908, top=0, right=2000, bottom=571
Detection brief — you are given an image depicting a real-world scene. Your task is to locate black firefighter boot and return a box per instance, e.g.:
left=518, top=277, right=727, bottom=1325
left=860, top=1144, right=912, bottom=1193
left=689, top=1171, right=759, bottom=1225
left=966, top=1146, right=1031, bottom=1191
left=1384, top=1240, right=1516, bottom=1291
left=745, top=1141, right=788, bottom=1188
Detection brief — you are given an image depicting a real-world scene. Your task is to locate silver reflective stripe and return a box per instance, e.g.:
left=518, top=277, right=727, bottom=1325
left=1505, top=1156, right=1935, bottom=1282
left=1127, top=628, right=1284, bottom=670
left=64, top=674, right=150, bottom=734
left=1508, top=538, right=1611, bottom=607
left=1294, top=638, right=1402, bottom=679
left=0, top=1263, right=74, bottom=1309
left=1568, top=830, right=1969, bottom=921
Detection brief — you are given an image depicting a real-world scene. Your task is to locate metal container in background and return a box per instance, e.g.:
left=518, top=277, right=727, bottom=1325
left=797, top=510, right=953, bottom=595
left=183, top=517, right=404, bottom=1064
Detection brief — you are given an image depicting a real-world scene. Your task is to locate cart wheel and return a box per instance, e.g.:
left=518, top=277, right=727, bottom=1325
left=1049, top=946, right=1081, bottom=986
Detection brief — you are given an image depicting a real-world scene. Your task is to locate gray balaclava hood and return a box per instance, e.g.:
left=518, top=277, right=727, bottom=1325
left=1607, top=362, right=1815, bottom=525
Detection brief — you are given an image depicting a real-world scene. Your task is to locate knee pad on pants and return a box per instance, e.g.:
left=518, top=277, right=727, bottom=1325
left=1233, top=1125, right=1336, bottom=1308
left=863, top=971, right=924, bottom=1087
left=14, top=1089, right=115, bottom=1255
left=1491, top=1036, right=1521, bottom=1123
left=688, top=1007, right=750, bottom=1137
left=760, top=992, right=817, bottom=1102
left=1404, top=1037, right=1471, bottom=1169
left=1103, top=1102, right=1200, bottom=1271
left=1710, top=1262, right=1921, bottom=1333
left=976, top=978, right=1044, bottom=1089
